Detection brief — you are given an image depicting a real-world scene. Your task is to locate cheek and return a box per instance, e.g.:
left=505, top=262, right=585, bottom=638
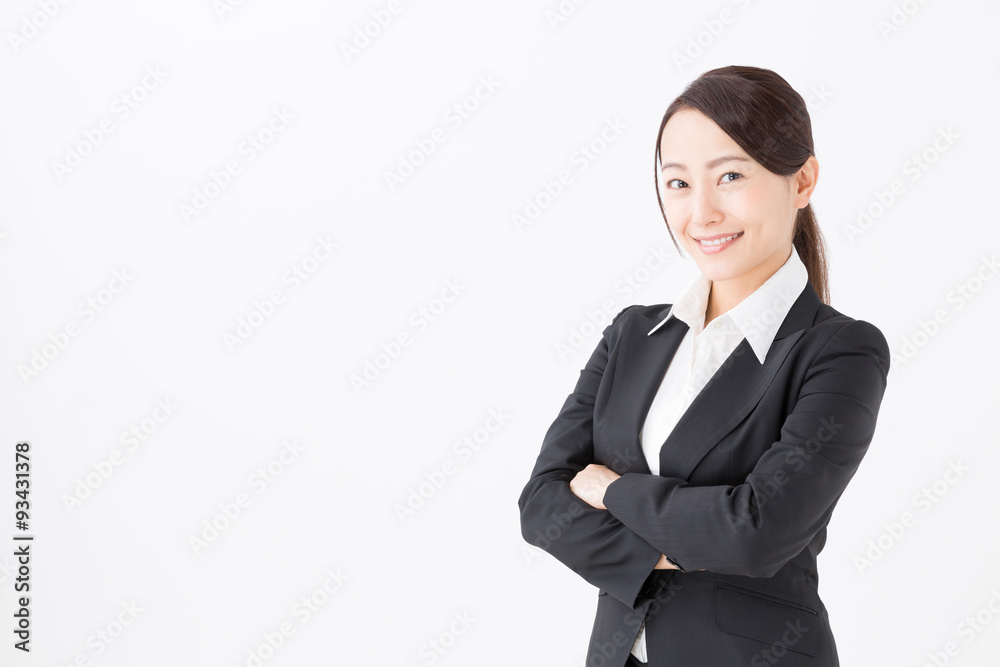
left=729, top=188, right=763, bottom=216
left=662, top=200, right=691, bottom=236
left=728, top=186, right=783, bottom=228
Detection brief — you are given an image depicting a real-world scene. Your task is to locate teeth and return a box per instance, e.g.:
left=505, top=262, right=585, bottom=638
left=700, top=233, right=741, bottom=246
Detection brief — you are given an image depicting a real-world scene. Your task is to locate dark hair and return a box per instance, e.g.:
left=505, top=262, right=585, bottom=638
left=653, top=65, right=830, bottom=305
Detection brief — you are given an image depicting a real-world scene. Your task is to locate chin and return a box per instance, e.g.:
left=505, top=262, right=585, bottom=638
left=698, top=268, right=739, bottom=282
left=690, top=256, right=737, bottom=277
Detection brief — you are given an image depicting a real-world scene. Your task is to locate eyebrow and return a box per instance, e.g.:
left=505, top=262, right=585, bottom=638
left=660, top=155, right=752, bottom=172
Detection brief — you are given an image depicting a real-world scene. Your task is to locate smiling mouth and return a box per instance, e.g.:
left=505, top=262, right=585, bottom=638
left=697, top=232, right=743, bottom=247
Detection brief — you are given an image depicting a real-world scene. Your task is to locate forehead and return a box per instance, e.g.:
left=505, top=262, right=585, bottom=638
left=659, top=109, right=744, bottom=160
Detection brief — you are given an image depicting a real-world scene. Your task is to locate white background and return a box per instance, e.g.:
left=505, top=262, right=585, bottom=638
left=1, top=0, right=999, bottom=665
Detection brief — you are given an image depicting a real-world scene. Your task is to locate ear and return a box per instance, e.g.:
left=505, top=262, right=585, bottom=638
left=793, top=156, right=819, bottom=208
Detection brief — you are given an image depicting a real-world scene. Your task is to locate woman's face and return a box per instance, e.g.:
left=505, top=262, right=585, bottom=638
left=658, top=108, right=815, bottom=295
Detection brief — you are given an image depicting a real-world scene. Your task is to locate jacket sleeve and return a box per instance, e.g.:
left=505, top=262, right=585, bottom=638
left=518, top=306, right=663, bottom=608
left=602, top=318, right=891, bottom=578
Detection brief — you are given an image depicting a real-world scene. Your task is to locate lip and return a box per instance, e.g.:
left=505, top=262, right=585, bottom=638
left=694, top=231, right=743, bottom=254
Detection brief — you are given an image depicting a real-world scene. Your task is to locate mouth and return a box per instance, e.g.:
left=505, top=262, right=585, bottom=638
left=694, top=231, right=743, bottom=254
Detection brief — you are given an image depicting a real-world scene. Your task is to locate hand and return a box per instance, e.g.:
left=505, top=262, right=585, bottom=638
left=654, top=554, right=706, bottom=572
left=569, top=464, right=620, bottom=510
left=654, top=554, right=680, bottom=570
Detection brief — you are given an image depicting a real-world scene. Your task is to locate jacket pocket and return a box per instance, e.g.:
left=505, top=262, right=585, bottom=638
left=713, top=583, right=821, bottom=657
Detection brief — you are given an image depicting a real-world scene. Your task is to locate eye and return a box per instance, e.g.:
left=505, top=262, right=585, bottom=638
left=720, top=172, right=743, bottom=183
left=666, top=178, right=688, bottom=189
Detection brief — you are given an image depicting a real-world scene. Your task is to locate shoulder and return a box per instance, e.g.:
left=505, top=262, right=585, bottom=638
left=602, top=303, right=671, bottom=340
left=609, top=297, right=890, bottom=370
left=804, top=301, right=891, bottom=374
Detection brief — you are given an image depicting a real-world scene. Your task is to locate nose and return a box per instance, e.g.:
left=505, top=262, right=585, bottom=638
left=691, top=185, right=722, bottom=228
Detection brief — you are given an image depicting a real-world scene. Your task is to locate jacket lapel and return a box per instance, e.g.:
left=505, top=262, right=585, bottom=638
left=608, top=312, right=689, bottom=475
left=611, top=283, right=821, bottom=480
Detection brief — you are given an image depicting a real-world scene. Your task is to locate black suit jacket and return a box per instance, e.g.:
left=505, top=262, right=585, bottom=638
left=518, top=282, right=890, bottom=666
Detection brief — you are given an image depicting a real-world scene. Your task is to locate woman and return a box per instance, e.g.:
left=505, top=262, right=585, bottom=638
left=518, top=66, right=890, bottom=666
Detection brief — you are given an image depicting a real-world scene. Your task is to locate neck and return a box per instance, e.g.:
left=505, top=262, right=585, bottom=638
left=703, top=245, right=793, bottom=328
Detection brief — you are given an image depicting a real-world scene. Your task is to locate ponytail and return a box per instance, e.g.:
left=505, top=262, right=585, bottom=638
left=792, top=204, right=830, bottom=305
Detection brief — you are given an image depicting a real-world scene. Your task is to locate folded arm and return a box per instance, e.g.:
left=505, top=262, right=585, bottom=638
left=601, top=319, right=891, bottom=578
left=518, top=306, right=665, bottom=608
